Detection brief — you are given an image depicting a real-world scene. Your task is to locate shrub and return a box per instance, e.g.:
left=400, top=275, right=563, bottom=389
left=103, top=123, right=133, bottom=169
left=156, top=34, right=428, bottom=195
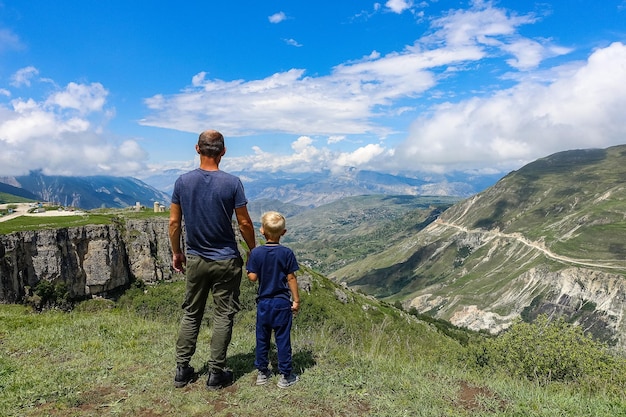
left=24, top=280, right=71, bottom=310
left=407, top=308, right=474, bottom=346
left=116, top=280, right=183, bottom=322
left=115, top=273, right=258, bottom=324
left=466, top=315, right=626, bottom=392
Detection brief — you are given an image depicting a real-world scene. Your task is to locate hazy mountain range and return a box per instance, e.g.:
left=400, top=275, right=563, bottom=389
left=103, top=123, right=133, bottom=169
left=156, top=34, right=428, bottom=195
left=0, top=167, right=502, bottom=210
left=142, top=167, right=502, bottom=208
left=0, top=171, right=171, bottom=209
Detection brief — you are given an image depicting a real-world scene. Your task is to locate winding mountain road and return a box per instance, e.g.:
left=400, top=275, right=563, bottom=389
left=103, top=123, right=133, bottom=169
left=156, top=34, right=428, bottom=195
left=434, top=218, right=626, bottom=271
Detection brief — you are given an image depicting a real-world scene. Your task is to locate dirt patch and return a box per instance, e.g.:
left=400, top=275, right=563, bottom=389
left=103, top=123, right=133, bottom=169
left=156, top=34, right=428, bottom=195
left=34, top=385, right=133, bottom=416
left=455, top=380, right=507, bottom=413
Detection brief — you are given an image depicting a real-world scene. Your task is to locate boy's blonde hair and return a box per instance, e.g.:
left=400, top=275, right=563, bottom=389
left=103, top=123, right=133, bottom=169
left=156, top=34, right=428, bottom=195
left=261, top=211, right=286, bottom=239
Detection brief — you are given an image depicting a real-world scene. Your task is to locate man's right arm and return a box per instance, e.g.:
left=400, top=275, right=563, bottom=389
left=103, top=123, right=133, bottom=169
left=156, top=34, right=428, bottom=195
left=235, top=205, right=256, bottom=255
left=169, top=203, right=186, bottom=272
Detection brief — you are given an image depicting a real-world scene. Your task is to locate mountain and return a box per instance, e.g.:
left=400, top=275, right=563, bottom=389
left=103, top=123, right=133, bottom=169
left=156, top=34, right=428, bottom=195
left=0, top=171, right=171, bottom=210
left=1, top=164, right=499, bottom=212
left=137, top=168, right=182, bottom=195
left=246, top=198, right=311, bottom=222
left=141, top=167, right=502, bottom=207
left=0, top=182, right=39, bottom=203
left=329, top=145, right=626, bottom=350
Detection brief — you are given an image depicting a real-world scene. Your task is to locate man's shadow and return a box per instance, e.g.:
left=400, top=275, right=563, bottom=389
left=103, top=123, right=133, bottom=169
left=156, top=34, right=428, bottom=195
left=198, top=345, right=316, bottom=383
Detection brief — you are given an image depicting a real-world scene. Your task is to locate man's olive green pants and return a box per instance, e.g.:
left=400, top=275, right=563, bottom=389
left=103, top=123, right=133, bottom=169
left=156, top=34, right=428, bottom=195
left=175, top=255, right=243, bottom=373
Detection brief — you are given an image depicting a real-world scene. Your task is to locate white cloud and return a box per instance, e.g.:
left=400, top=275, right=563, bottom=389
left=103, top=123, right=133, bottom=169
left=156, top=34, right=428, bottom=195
left=0, top=81, right=149, bottom=176
left=284, top=38, right=303, bottom=47
left=191, top=72, right=207, bottom=87
left=222, top=136, right=332, bottom=173
left=217, top=41, right=626, bottom=176
left=11, top=66, right=39, bottom=87
left=269, top=12, right=287, bottom=23
left=141, top=68, right=386, bottom=136
left=392, top=42, right=626, bottom=172
left=45, top=82, right=108, bottom=114
left=118, top=140, right=148, bottom=159
left=386, top=0, right=412, bottom=14
left=502, top=38, right=573, bottom=71
left=291, top=135, right=314, bottom=153
left=221, top=136, right=391, bottom=174
left=328, top=135, right=346, bottom=144
left=334, top=143, right=387, bottom=168
left=0, top=89, right=10, bottom=97
left=140, top=49, right=447, bottom=137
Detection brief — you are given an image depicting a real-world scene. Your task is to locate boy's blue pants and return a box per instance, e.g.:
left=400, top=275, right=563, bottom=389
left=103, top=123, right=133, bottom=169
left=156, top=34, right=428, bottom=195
left=255, top=298, right=293, bottom=376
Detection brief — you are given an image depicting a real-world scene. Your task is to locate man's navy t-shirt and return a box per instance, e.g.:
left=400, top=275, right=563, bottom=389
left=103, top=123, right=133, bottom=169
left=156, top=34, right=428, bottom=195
left=171, top=168, right=247, bottom=261
left=247, top=244, right=299, bottom=302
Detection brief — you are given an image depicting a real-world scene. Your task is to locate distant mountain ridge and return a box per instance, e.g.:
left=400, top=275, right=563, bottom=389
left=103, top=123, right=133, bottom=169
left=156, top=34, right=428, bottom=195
left=0, top=182, right=38, bottom=202
left=0, top=171, right=170, bottom=210
left=142, top=167, right=502, bottom=208
left=0, top=166, right=500, bottom=211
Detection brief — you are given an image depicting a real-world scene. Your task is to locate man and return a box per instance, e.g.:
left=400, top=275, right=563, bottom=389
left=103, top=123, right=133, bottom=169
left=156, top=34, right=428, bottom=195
left=169, top=129, right=256, bottom=390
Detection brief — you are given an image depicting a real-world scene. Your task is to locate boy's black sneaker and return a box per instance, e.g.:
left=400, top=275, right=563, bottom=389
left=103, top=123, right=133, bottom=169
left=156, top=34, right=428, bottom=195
left=206, top=370, right=234, bottom=390
left=277, top=373, right=299, bottom=388
left=174, top=365, right=195, bottom=388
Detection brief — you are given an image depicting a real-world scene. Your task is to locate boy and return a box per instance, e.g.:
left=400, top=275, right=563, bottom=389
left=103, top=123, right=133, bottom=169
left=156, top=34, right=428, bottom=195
left=246, top=211, right=300, bottom=388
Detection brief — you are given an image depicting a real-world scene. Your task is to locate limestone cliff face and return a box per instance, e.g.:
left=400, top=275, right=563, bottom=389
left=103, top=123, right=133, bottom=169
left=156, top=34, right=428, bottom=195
left=124, top=218, right=174, bottom=284
left=410, top=263, right=626, bottom=348
left=0, top=218, right=174, bottom=303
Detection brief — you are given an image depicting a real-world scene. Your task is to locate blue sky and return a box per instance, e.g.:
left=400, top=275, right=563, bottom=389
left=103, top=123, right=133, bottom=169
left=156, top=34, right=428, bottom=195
left=1, top=0, right=625, bottom=179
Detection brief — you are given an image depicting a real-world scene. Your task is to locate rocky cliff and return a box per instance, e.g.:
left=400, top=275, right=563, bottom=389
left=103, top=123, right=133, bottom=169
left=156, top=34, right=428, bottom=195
left=407, top=221, right=626, bottom=349
left=0, top=217, right=175, bottom=304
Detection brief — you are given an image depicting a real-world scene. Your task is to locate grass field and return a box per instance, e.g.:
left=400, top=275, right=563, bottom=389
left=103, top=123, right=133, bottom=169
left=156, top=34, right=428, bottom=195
left=0, top=209, right=169, bottom=235
left=2, top=273, right=626, bottom=417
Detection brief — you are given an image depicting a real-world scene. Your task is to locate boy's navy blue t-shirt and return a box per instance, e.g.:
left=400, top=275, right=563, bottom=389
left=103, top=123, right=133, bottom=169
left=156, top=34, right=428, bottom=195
left=247, top=244, right=299, bottom=302
left=171, top=168, right=248, bottom=260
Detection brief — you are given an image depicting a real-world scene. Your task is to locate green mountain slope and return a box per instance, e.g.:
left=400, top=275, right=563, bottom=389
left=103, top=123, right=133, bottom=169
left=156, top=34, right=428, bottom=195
left=0, top=193, right=36, bottom=205
left=0, top=182, right=38, bottom=203
left=332, top=145, right=626, bottom=349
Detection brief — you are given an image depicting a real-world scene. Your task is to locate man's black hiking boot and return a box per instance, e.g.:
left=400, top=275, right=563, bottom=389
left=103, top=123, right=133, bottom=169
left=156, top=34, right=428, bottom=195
left=174, top=365, right=195, bottom=388
left=206, top=370, right=234, bottom=390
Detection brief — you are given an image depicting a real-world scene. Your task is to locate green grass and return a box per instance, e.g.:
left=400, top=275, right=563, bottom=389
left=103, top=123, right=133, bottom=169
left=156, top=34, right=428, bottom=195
left=2, top=273, right=626, bottom=416
left=0, top=214, right=115, bottom=234
left=0, top=193, right=35, bottom=204
left=121, top=210, right=170, bottom=220
left=0, top=208, right=169, bottom=235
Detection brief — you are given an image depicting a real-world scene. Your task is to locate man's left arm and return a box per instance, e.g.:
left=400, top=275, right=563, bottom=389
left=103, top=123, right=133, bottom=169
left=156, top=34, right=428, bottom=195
left=235, top=205, right=256, bottom=255
left=169, top=203, right=186, bottom=272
